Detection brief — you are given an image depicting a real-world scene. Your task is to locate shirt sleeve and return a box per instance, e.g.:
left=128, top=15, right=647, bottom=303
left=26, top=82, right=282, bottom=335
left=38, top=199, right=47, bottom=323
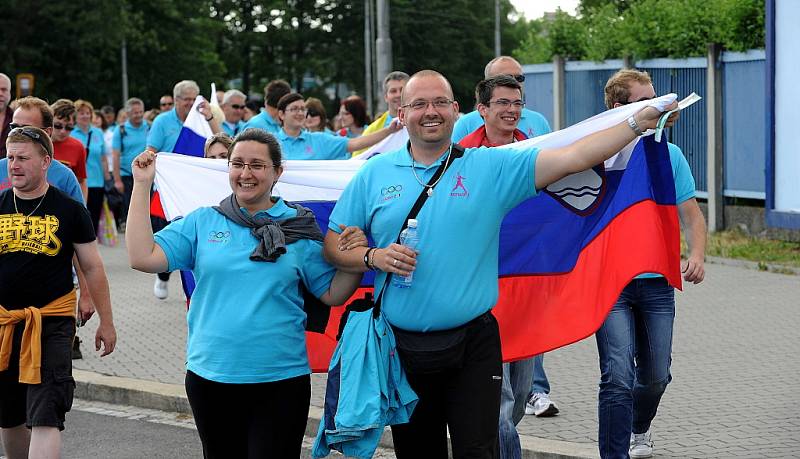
left=111, top=126, right=122, bottom=150
left=328, top=169, right=369, bottom=235
left=668, top=143, right=696, bottom=204
left=60, top=166, right=85, bottom=204
left=297, top=239, right=337, bottom=298
left=72, top=199, right=96, bottom=243
left=153, top=212, right=199, bottom=272
left=147, top=118, right=163, bottom=152
left=325, top=135, right=350, bottom=160
left=451, top=113, right=476, bottom=143
left=479, top=145, right=540, bottom=211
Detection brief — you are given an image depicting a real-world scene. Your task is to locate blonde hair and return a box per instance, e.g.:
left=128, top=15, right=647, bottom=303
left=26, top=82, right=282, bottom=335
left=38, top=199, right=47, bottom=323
left=74, top=99, right=95, bottom=114
left=7, top=126, right=54, bottom=157
left=204, top=132, right=233, bottom=158
left=604, top=69, right=653, bottom=109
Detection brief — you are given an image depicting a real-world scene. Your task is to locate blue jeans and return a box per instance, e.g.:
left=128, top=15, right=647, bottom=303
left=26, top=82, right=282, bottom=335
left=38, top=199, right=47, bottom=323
left=595, top=277, right=675, bottom=459
left=499, top=358, right=534, bottom=459
left=529, top=354, right=550, bottom=394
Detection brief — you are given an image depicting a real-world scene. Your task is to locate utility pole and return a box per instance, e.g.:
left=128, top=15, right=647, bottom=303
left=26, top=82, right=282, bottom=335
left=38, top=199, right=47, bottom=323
left=494, top=0, right=501, bottom=56
left=121, top=39, right=129, bottom=106
left=375, top=0, right=392, bottom=113
left=364, top=0, right=374, bottom=115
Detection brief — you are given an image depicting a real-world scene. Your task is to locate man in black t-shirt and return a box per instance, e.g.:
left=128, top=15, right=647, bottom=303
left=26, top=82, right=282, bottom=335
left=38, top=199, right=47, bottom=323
left=0, top=126, right=117, bottom=458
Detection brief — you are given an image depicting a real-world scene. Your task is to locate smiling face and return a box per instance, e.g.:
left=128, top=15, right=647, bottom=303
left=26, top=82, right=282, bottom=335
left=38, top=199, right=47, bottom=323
left=222, top=95, right=246, bottom=123
left=280, top=99, right=307, bottom=133
left=384, top=79, right=406, bottom=117
left=398, top=74, right=460, bottom=148
left=227, top=140, right=283, bottom=211
left=206, top=142, right=229, bottom=159
left=175, top=89, right=199, bottom=120
left=478, top=86, right=523, bottom=135
left=338, top=105, right=354, bottom=129
left=76, top=107, right=93, bottom=128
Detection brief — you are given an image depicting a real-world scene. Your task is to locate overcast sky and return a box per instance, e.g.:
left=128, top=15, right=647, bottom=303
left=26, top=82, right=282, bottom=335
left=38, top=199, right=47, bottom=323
left=509, top=0, right=579, bottom=19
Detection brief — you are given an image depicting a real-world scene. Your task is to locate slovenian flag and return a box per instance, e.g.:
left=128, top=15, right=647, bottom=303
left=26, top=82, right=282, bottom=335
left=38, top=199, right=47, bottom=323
left=172, top=96, right=213, bottom=157
left=155, top=94, right=684, bottom=371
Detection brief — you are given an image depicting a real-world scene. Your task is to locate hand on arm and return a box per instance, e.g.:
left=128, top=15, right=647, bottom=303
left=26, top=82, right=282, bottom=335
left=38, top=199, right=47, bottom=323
left=126, top=151, right=169, bottom=273
left=73, top=242, right=116, bottom=356
left=678, top=198, right=707, bottom=284
left=346, top=119, right=403, bottom=153
left=534, top=102, right=680, bottom=189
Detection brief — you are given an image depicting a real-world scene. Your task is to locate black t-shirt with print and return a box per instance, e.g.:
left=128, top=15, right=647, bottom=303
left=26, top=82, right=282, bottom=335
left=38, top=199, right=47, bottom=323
left=0, top=186, right=95, bottom=309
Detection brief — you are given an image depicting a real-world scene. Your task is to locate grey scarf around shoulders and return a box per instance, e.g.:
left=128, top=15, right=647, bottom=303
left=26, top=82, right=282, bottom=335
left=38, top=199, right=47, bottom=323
left=213, top=194, right=324, bottom=262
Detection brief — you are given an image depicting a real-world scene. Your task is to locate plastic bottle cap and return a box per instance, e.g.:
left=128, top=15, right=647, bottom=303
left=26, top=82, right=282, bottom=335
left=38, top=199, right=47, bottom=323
left=407, top=219, right=418, bottom=228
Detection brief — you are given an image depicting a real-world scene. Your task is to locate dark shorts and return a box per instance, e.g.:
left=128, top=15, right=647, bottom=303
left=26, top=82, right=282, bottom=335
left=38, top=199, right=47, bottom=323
left=0, top=317, right=76, bottom=431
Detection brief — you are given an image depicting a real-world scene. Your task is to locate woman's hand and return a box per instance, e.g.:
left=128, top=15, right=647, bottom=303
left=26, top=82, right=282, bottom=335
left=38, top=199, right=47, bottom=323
left=337, top=224, right=368, bottom=251
left=132, top=150, right=157, bottom=185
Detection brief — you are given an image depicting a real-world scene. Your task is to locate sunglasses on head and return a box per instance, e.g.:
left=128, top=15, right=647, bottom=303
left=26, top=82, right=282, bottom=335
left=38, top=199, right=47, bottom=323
left=514, top=74, right=526, bottom=83
left=9, top=126, right=51, bottom=156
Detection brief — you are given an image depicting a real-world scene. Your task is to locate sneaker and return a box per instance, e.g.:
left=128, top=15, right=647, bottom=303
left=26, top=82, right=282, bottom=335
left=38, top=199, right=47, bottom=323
left=524, top=392, right=559, bottom=417
left=153, top=278, right=169, bottom=300
left=629, top=430, right=654, bottom=458
left=72, top=337, right=83, bottom=360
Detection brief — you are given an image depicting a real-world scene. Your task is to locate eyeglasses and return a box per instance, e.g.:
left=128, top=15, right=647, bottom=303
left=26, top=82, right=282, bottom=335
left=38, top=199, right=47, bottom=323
left=285, top=107, right=307, bottom=114
left=513, top=75, right=526, bottom=83
left=228, top=160, right=275, bottom=172
left=53, top=122, right=75, bottom=131
left=401, top=98, right=454, bottom=112
left=9, top=126, right=51, bottom=156
left=486, top=99, right=524, bottom=109
left=229, top=104, right=245, bottom=110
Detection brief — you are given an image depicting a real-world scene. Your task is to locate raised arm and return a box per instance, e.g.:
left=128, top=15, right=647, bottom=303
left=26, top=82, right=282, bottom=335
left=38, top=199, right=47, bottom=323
left=126, top=150, right=169, bottom=273
left=346, top=119, right=403, bottom=153
left=534, top=103, right=679, bottom=190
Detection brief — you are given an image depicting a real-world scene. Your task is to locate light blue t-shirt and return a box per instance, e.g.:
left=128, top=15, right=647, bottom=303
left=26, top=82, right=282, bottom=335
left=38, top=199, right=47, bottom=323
left=277, top=129, right=350, bottom=160
left=0, top=158, right=84, bottom=204
left=147, top=109, right=183, bottom=153
left=70, top=126, right=107, bottom=188
left=242, top=111, right=281, bottom=136
left=112, top=121, right=150, bottom=176
left=222, top=120, right=245, bottom=137
left=154, top=199, right=336, bottom=383
left=637, top=142, right=697, bottom=279
left=329, top=144, right=539, bottom=332
left=452, top=108, right=551, bottom=143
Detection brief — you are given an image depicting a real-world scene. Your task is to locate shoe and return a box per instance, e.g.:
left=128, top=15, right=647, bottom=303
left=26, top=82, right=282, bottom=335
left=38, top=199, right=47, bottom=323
left=153, top=278, right=169, bottom=300
left=629, top=430, right=654, bottom=458
left=72, top=337, right=83, bottom=360
left=524, top=392, right=559, bottom=417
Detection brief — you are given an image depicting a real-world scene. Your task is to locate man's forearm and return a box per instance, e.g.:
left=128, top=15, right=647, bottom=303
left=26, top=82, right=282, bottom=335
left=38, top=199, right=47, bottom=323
left=82, top=263, right=113, bottom=324
left=348, top=127, right=392, bottom=152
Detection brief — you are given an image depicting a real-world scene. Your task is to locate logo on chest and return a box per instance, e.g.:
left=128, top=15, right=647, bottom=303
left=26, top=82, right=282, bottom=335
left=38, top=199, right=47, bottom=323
left=380, top=184, right=403, bottom=201
left=450, top=174, right=469, bottom=197
left=305, top=145, right=313, bottom=154
left=207, top=230, right=231, bottom=244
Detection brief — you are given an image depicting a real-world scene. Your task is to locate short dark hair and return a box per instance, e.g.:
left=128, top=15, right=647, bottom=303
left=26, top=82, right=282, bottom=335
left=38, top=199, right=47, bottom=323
left=231, top=128, right=282, bottom=167
left=475, top=75, right=522, bottom=106
left=101, top=105, right=115, bottom=115
left=264, top=80, right=292, bottom=108
left=277, top=93, right=304, bottom=113
left=50, top=99, right=76, bottom=121
left=341, top=96, right=370, bottom=127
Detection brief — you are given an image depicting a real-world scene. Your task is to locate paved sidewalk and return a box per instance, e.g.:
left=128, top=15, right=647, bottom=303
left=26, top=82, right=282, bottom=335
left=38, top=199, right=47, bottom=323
left=74, top=240, right=800, bottom=458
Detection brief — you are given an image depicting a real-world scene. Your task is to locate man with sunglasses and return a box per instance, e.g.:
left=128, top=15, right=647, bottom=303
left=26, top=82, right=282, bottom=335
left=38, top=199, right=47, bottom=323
left=452, top=56, right=551, bottom=144
left=0, top=73, right=12, bottom=158
left=50, top=99, right=88, bottom=202
left=221, top=89, right=246, bottom=137
left=159, top=95, right=174, bottom=112
left=1, top=126, right=117, bottom=459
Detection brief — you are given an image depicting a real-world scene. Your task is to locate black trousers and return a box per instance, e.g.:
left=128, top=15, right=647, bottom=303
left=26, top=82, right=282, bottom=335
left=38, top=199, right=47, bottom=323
left=184, top=371, right=310, bottom=459
left=392, top=313, right=503, bottom=459
left=120, top=175, right=134, bottom=223
left=86, top=187, right=104, bottom=235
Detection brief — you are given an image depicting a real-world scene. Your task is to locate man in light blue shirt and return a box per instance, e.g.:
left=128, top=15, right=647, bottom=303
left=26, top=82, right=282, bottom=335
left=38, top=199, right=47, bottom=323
left=112, top=97, right=149, bottom=221
left=274, top=93, right=401, bottom=160
left=323, top=70, right=678, bottom=458
left=452, top=56, right=551, bottom=143
left=241, top=80, right=291, bottom=135
left=147, top=80, right=201, bottom=153
left=221, top=89, right=246, bottom=137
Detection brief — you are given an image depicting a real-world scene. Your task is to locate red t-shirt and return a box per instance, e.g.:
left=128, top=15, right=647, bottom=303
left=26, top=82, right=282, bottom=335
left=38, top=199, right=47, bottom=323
left=53, top=137, right=88, bottom=181
left=458, top=125, right=527, bottom=148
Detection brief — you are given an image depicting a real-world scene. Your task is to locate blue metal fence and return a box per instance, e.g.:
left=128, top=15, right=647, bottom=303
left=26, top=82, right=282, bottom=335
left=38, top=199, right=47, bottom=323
left=522, top=51, right=765, bottom=199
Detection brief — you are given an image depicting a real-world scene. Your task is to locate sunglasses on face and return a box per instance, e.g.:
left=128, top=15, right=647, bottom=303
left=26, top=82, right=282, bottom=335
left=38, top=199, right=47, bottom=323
left=306, top=110, right=320, bottom=118
left=229, top=104, right=245, bottom=110
left=53, top=123, right=74, bottom=131
left=160, top=102, right=174, bottom=107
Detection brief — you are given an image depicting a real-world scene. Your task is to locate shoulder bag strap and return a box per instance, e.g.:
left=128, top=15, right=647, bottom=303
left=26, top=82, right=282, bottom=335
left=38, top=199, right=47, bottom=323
left=372, top=143, right=465, bottom=316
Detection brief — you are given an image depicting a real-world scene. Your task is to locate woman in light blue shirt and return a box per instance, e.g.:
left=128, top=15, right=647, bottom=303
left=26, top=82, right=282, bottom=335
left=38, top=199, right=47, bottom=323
left=126, top=128, right=366, bottom=458
left=71, top=99, right=110, bottom=232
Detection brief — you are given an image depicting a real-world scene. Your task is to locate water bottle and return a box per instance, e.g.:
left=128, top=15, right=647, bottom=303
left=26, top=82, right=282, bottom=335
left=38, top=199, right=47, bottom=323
left=393, top=219, right=419, bottom=288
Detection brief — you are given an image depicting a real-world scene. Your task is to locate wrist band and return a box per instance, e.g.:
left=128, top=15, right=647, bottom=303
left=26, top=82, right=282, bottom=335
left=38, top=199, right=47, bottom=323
left=363, top=248, right=375, bottom=270
left=627, top=115, right=643, bottom=136
left=205, top=115, right=214, bottom=122
left=368, top=248, right=378, bottom=270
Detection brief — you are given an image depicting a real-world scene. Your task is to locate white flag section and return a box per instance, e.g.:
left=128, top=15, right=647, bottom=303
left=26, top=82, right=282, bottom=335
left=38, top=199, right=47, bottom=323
left=356, top=127, right=409, bottom=160
left=155, top=94, right=679, bottom=221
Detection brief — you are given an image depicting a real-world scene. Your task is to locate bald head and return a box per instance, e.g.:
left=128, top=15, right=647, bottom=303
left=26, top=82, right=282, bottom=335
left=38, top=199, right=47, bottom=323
left=401, top=70, right=454, bottom=105
left=484, top=56, right=523, bottom=79
left=0, top=73, right=11, bottom=112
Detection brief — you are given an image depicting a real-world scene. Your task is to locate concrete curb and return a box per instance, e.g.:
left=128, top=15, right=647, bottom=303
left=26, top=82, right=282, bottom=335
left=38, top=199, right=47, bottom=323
left=74, top=370, right=597, bottom=458
left=706, top=255, right=799, bottom=275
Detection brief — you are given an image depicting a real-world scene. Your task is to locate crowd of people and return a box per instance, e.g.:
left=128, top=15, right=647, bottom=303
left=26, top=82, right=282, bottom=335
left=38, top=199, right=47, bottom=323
left=0, top=53, right=705, bottom=459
